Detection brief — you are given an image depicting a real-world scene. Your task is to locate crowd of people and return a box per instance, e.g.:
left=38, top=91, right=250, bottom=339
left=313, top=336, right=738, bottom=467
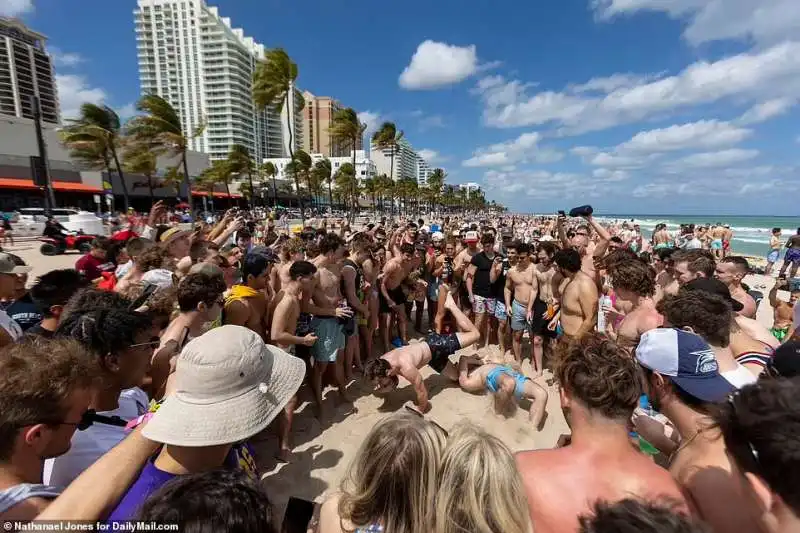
left=0, top=199, right=798, bottom=533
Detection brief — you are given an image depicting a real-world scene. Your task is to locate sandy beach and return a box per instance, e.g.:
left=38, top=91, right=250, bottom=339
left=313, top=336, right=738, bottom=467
left=8, top=241, right=788, bottom=514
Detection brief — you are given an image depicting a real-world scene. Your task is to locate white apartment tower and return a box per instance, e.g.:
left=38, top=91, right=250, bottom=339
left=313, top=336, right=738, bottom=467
left=134, top=0, right=297, bottom=162
left=370, top=138, right=419, bottom=181
left=0, top=18, right=59, bottom=124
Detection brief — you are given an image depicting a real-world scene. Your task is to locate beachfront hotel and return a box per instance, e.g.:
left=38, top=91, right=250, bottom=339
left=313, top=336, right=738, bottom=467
left=134, top=0, right=300, bottom=162
left=370, top=138, right=423, bottom=182
left=301, top=90, right=363, bottom=158
left=0, top=17, right=60, bottom=124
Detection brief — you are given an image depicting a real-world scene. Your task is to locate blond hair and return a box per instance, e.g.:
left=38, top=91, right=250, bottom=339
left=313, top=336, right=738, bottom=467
left=339, top=413, right=446, bottom=533
left=434, top=424, right=531, bottom=533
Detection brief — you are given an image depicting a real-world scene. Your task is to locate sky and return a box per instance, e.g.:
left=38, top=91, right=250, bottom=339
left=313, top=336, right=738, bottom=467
left=3, top=0, right=800, bottom=215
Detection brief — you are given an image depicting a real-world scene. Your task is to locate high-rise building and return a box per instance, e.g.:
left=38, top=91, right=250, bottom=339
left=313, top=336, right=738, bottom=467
left=0, top=17, right=59, bottom=124
left=301, top=90, right=361, bottom=157
left=134, top=0, right=292, bottom=162
left=416, top=156, right=433, bottom=186
left=370, top=138, right=418, bottom=181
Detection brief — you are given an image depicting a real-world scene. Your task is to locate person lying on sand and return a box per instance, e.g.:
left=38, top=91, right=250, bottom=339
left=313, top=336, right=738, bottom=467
left=364, top=292, right=480, bottom=413
left=456, top=354, right=548, bottom=429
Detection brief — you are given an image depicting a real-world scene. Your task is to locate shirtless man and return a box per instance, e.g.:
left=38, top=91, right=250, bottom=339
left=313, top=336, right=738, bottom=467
left=364, top=292, right=480, bottom=413
left=554, top=248, right=598, bottom=342
left=652, top=223, right=672, bottom=250
left=457, top=355, right=547, bottom=428
left=636, top=328, right=761, bottom=533
left=453, top=231, right=480, bottom=315
left=715, top=256, right=757, bottom=319
left=778, top=228, right=800, bottom=280
left=360, top=241, right=381, bottom=361
left=672, top=249, right=715, bottom=286
left=765, top=227, right=782, bottom=276
left=378, top=242, right=415, bottom=350
left=270, top=260, right=318, bottom=461
left=517, top=333, right=687, bottom=533
left=768, top=279, right=799, bottom=342
left=272, top=237, right=304, bottom=294
left=556, top=213, right=610, bottom=283
left=654, top=247, right=679, bottom=299
left=708, top=224, right=725, bottom=259
left=606, top=259, right=662, bottom=351
left=223, top=249, right=277, bottom=339
left=304, top=233, right=354, bottom=416
left=531, top=242, right=558, bottom=373
left=504, top=242, right=538, bottom=366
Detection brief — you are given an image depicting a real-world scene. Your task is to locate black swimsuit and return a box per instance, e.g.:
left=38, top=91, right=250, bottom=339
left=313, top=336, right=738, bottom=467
left=425, top=332, right=461, bottom=372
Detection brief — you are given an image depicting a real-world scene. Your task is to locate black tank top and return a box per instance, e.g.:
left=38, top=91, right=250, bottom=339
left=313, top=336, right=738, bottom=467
left=340, top=259, right=363, bottom=296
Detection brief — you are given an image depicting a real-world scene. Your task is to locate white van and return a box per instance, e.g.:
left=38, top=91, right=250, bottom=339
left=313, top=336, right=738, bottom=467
left=15, top=208, right=105, bottom=237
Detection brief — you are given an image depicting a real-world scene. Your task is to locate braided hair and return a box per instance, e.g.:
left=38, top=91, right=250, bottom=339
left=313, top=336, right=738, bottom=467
left=56, top=307, right=153, bottom=358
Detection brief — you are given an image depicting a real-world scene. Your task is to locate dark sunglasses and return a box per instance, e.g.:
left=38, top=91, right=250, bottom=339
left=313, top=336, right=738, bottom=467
left=404, top=405, right=448, bottom=436
left=15, top=409, right=128, bottom=432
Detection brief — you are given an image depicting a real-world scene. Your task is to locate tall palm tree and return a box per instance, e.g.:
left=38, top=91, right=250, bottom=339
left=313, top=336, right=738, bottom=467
left=284, top=160, right=302, bottom=209
left=329, top=108, right=365, bottom=217
left=362, top=177, right=379, bottom=211
left=227, top=144, right=255, bottom=208
left=312, top=158, right=333, bottom=207
left=334, top=162, right=358, bottom=212
left=253, top=48, right=299, bottom=163
left=127, top=94, right=204, bottom=217
left=61, top=103, right=130, bottom=210
left=198, top=159, right=234, bottom=200
left=122, top=142, right=158, bottom=204
left=259, top=162, right=277, bottom=207
left=426, top=168, right=446, bottom=212
left=371, top=122, right=403, bottom=182
left=376, top=173, right=394, bottom=214
left=162, top=166, right=183, bottom=198
left=295, top=149, right=313, bottom=216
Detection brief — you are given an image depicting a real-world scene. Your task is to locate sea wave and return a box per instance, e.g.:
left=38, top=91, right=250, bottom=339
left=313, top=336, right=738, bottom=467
left=596, top=217, right=792, bottom=236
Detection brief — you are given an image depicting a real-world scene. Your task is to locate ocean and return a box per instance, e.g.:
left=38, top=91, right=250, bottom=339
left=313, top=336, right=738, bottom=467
left=597, top=215, right=800, bottom=258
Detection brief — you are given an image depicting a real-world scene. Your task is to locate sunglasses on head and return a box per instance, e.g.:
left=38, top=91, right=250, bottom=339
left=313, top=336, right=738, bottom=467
left=404, top=405, right=448, bottom=436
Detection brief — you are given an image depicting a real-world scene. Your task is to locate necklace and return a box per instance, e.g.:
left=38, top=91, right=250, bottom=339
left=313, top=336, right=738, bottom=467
left=669, top=428, right=702, bottom=464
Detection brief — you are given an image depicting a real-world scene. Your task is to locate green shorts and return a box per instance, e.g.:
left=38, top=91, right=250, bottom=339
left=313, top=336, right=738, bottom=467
left=311, top=317, right=345, bottom=362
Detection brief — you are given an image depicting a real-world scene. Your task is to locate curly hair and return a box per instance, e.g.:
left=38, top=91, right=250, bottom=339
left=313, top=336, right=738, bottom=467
left=137, top=246, right=172, bottom=272
left=578, top=499, right=708, bottom=533
left=319, top=233, right=345, bottom=255
left=62, top=288, right=132, bottom=319
left=609, top=259, right=656, bottom=297
left=657, top=289, right=731, bottom=347
left=713, top=378, right=800, bottom=516
left=553, top=333, right=641, bottom=421
left=280, top=237, right=305, bottom=261
left=0, top=338, right=99, bottom=461
left=601, top=248, right=639, bottom=273
left=177, top=271, right=226, bottom=312
left=56, top=307, right=153, bottom=358
left=554, top=248, right=582, bottom=274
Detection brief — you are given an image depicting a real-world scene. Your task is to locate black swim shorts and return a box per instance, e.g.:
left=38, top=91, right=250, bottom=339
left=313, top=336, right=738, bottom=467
left=529, top=298, right=557, bottom=339
left=379, top=285, right=406, bottom=313
left=424, top=332, right=461, bottom=373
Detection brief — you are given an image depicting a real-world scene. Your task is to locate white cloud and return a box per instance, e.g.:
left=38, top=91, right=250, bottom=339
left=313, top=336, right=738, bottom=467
left=399, top=41, right=480, bottom=90
left=417, top=149, right=446, bottom=164
left=568, top=73, right=661, bottom=94
left=358, top=111, right=381, bottom=137
left=674, top=148, right=760, bottom=169
left=592, top=168, right=629, bottom=181
left=49, top=47, right=84, bottom=68
left=463, top=132, right=563, bottom=167
left=116, top=102, right=137, bottom=121
left=736, top=98, right=795, bottom=125
left=56, top=74, right=107, bottom=119
left=592, top=0, right=800, bottom=47
left=617, top=120, right=752, bottom=154
left=474, top=41, right=800, bottom=134
left=0, top=0, right=33, bottom=17
left=483, top=169, right=594, bottom=199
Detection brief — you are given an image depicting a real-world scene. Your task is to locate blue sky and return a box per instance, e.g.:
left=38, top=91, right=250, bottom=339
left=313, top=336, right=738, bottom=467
left=5, top=0, right=800, bottom=215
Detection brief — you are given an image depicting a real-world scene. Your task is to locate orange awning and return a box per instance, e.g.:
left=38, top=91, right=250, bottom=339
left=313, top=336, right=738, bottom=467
left=0, top=178, right=102, bottom=193
left=191, top=191, right=242, bottom=199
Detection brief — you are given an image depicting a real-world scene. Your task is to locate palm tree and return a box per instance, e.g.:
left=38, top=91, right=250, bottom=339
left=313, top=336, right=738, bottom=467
left=198, top=159, right=234, bottom=200
left=334, top=162, right=358, bottom=212
left=312, top=158, right=333, bottom=207
left=61, top=103, right=130, bottom=210
left=127, top=94, right=204, bottom=218
left=122, top=142, right=158, bottom=204
left=376, top=174, right=394, bottom=214
left=295, top=149, right=313, bottom=216
left=426, top=168, right=446, bottom=212
left=253, top=48, right=298, bottom=162
left=162, top=166, right=183, bottom=198
left=329, top=108, right=365, bottom=217
left=227, top=144, right=255, bottom=208
left=284, top=160, right=302, bottom=209
left=362, top=177, right=378, bottom=211
left=259, top=162, right=277, bottom=207
left=371, top=122, right=403, bottom=183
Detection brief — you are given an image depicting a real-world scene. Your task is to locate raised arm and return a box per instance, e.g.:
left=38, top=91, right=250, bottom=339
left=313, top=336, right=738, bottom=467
left=587, top=215, right=612, bottom=258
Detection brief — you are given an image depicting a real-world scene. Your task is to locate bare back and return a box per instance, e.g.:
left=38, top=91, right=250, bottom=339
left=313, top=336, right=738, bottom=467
left=517, top=446, right=688, bottom=533
left=561, top=272, right=598, bottom=337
